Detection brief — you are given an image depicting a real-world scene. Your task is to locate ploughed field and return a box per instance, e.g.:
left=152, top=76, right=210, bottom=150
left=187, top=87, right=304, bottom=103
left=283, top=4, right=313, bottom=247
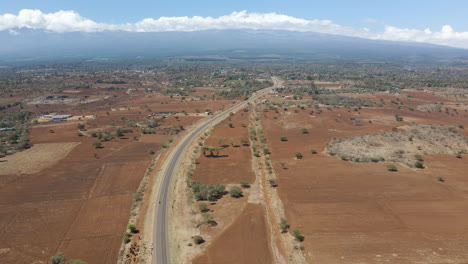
left=0, top=90, right=226, bottom=263
left=260, top=91, right=468, bottom=263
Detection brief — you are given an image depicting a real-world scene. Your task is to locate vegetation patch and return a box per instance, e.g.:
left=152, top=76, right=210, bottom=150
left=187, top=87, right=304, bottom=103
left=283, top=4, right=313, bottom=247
left=326, top=123, right=467, bottom=167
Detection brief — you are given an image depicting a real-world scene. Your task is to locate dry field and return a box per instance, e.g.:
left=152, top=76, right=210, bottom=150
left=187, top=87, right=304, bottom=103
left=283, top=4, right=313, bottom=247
left=186, top=111, right=274, bottom=263
left=260, top=93, right=468, bottom=264
left=0, top=142, right=79, bottom=176
left=0, top=88, right=213, bottom=263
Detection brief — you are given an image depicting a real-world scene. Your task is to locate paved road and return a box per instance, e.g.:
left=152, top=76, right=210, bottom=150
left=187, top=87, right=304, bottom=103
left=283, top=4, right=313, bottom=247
left=153, top=78, right=279, bottom=264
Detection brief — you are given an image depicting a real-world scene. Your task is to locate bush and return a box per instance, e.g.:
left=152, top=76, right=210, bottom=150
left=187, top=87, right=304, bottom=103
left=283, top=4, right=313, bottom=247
left=310, top=149, right=317, bottom=154
left=291, top=229, right=304, bottom=242
left=240, top=180, right=250, bottom=188
left=415, top=161, right=425, bottom=169
left=253, top=152, right=260, bottom=157
left=128, top=224, right=138, bottom=233
left=191, top=182, right=226, bottom=201
left=437, top=176, right=445, bottom=182
left=92, top=141, right=102, bottom=149
left=193, top=235, right=205, bottom=244
left=51, top=253, right=65, bottom=264
left=198, top=202, right=207, bottom=212
left=267, top=179, right=276, bottom=187
left=301, top=128, right=309, bottom=134
left=279, top=218, right=289, bottom=233
left=148, top=148, right=155, bottom=154
left=295, top=152, right=303, bottom=159
left=123, top=232, right=132, bottom=244
left=387, top=164, right=398, bottom=172
left=280, top=136, right=287, bottom=141
left=229, top=186, right=243, bottom=198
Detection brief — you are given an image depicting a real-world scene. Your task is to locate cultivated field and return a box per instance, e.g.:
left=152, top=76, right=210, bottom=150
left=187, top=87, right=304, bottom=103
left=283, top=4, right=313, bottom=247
left=260, top=90, right=468, bottom=263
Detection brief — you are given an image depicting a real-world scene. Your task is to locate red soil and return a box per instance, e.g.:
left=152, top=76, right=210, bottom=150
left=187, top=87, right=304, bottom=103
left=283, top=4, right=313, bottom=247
left=193, top=111, right=255, bottom=184
left=192, top=204, right=273, bottom=264
left=0, top=120, right=170, bottom=263
left=261, top=105, right=468, bottom=263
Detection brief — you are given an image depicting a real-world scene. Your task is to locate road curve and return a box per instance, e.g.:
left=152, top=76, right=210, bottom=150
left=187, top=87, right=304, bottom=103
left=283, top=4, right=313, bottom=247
left=153, top=78, right=280, bottom=264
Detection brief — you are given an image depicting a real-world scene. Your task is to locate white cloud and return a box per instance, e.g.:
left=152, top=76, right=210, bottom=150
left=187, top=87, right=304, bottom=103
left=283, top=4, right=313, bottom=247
left=1, top=9, right=468, bottom=49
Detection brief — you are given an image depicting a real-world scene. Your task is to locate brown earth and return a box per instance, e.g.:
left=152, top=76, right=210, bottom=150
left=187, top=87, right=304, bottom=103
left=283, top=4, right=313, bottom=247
left=192, top=111, right=255, bottom=184
left=260, top=102, right=468, bottom=264
left=0, top=117, right=170, bottom=263
left=192, top=204, right=273, bottom=264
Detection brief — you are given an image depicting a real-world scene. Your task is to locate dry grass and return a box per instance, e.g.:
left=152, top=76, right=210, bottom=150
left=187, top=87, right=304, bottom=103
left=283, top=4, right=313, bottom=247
left=0, top=142, right=80, bottom=175
left=326, top=123, right=467, bottom=167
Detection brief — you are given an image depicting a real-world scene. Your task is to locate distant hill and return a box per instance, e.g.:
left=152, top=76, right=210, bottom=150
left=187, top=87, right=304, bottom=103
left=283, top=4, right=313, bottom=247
left=0, top=29, right=467, bottom=65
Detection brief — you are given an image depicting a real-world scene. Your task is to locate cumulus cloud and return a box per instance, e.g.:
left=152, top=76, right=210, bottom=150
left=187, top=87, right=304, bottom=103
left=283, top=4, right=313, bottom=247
left=1, top=9, right=468, bottom=49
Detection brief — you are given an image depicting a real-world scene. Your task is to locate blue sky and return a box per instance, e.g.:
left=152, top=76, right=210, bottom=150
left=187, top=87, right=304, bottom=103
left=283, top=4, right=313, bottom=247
left=1, top=0, right=468, bottom=48
left=1, top=0, right=467, bottom=30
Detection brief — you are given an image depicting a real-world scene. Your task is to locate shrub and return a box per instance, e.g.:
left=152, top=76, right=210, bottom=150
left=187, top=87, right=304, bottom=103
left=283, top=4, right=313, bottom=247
left=253, top=152, right=260, bottom=157
left=437, top=176, right=445, bottom=182
left=395, top=115, right=404, bottom=121
left=279, top=218, right=289, bottom=233
left=50, top=253, right=65, bottom=264
left=191, top=182, right=226, bottom=201
left=240, top=180, right=250, bottom=188
left=148, top=149, right=155, bottom=154
left=128, top=224, right=138, bottom=233
left=92, top=141, right=102, bottom=149
left=415, top=161, right=425, bottom=169
left=310, top=149, right=317, bottom=154
left=228, top=123, right=234, bottom=128
left=267, top=179, right=276, bottom=187
left=240, top=139, right=249, bottom=146
left=301, top=128, right=309, bottom=134
left=387, top=164, right=398, bottom=172
left=193, top=235, right=205, bottom=244
left=280, top=136, right=287, bottom=141
left=198, top=202, right=207, bottom=212
left=295, top=152, right=303, bottom=159
left=123, top=232, right=132, bottom=244
left=229, top=186, right=243, bottom=198
left=291, top=229, right=304, bottom=242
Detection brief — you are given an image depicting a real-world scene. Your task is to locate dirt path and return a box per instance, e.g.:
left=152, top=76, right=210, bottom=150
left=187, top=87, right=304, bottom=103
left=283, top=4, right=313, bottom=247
left=250, top=105, right=307, bottom=264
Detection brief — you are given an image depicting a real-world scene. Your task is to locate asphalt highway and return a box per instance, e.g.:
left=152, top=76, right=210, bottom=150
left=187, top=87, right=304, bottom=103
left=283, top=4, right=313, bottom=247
left=153, top=78, right=278, bottom=264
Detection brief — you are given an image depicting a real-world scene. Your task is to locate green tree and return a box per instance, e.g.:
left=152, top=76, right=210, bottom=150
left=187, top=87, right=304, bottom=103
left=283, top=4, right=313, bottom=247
left=51, top=253, right=65, bottom=264
left=279, top=218, right=289, bottom=233
left=217, top=137, right=225, bottom=146
left=92, top=141, right=102, bottom=149
left=193, top=235, right=205, bottom=244
left=128, top=224, right=138, bottom=233
left=229, top=138, right=236, bottom=146
left=240, top=180, right=250, bottom=188
left=291, top=229, right=305, bottom=242
left=115, top=127, right=124, bottom=137
left=415, top=161, right=425, bottom=169
left=240, top=139, right=249, bottom=146
left=229, top=186, right=243, bottom=198
left=268, top=179, right=276, bottom=187
left=198, top=202, right=207, bottom=212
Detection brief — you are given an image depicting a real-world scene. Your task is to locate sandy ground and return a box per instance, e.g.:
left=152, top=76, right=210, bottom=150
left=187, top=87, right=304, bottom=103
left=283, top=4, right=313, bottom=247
left=0, top=142, right=80, bottom=176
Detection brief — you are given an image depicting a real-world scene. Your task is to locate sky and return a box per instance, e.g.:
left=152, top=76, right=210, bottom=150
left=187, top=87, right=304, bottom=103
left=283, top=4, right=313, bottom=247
left=1, top=0, right=468, bottom=48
